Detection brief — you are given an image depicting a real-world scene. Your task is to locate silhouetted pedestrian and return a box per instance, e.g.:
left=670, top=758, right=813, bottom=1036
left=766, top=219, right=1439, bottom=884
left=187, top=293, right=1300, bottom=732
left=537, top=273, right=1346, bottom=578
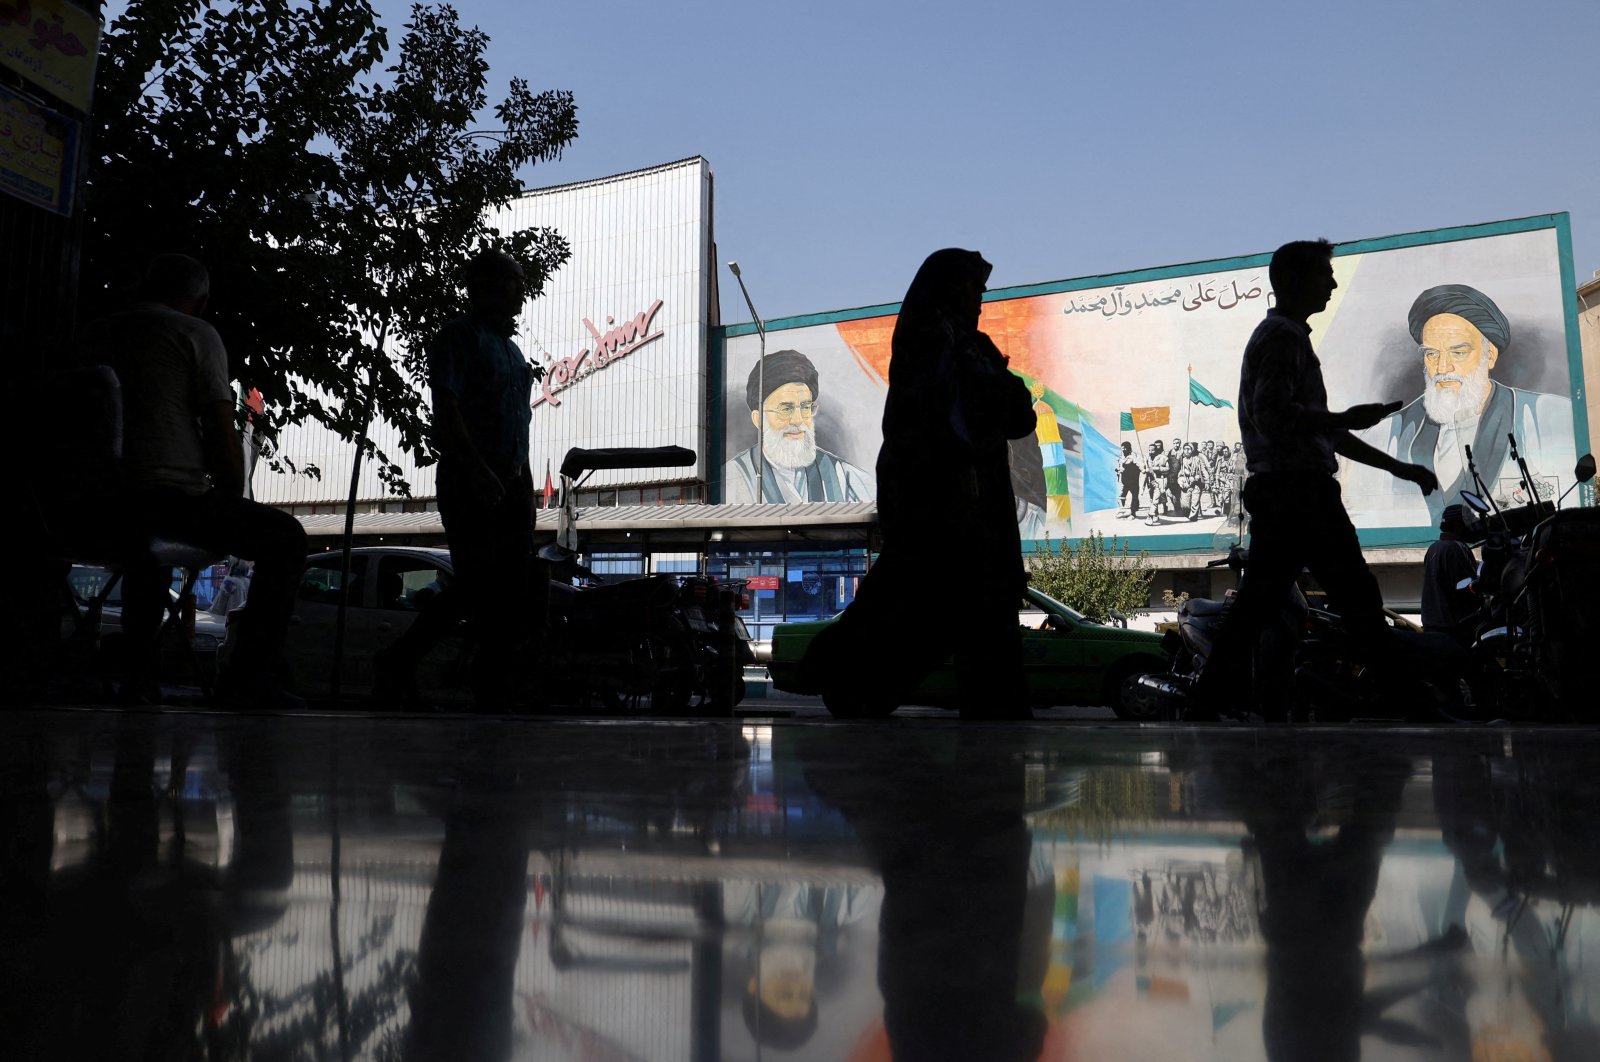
left=807, top=249, right=1036, bottom=719
left=387, top=249, right=542, bottom=710
left=78, top=254, right=307, bottom=707
left=1192, top=239, right=1437, bottom=715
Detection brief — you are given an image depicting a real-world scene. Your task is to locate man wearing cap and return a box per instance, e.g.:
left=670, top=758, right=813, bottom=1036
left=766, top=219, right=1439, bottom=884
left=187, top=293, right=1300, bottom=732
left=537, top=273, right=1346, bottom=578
left=1352, top=283, right=1572, bottom=523
left=725, top=350, right=876, bottom=504
left=1421, top=504, right=1479, bottom=646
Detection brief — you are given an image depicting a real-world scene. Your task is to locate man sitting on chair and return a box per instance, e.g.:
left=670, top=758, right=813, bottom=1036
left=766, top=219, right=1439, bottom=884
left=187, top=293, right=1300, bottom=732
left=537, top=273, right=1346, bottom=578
left=79, top=254, right=306, bottom=706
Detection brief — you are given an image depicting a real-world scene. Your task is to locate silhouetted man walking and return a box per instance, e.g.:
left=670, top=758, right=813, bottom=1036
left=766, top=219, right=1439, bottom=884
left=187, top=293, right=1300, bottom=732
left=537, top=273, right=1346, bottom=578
left=1193, top=239, right=1437, bottom=715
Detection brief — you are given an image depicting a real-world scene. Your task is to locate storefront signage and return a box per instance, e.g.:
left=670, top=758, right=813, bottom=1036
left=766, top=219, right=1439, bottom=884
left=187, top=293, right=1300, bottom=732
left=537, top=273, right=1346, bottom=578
left=0, top=0, right=99, bottom=112
left=0, top=81, right=77, bottom=214
left=533, top=298, right=664, bottom=408
left=746, top=575, right=780, bottom=591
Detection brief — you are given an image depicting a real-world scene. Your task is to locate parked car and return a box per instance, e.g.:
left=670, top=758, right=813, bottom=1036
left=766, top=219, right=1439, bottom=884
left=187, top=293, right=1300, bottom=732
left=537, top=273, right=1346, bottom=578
left=766, top=585, right=1172, bottom=719
left=66, top=564, right=229, bottom=686
left=220, top=547, right=468, bottom=702
left=228, top=546, right=749, bottom=712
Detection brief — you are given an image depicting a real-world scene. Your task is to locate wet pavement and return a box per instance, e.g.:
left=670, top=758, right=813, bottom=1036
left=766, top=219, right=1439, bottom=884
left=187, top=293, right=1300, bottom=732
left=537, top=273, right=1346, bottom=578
left=3, top=707, right=1599, bottom=1061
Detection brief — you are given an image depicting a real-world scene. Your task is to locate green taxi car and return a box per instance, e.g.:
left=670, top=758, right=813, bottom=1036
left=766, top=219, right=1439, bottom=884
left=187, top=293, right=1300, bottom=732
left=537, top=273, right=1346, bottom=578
left=767, top=585, right=1171, bottom=719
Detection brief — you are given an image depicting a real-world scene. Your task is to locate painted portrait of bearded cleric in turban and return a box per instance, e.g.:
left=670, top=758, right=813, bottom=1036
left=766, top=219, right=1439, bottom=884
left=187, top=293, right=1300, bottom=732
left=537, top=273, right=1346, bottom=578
left=1349, top=283, right=1573, bottom=523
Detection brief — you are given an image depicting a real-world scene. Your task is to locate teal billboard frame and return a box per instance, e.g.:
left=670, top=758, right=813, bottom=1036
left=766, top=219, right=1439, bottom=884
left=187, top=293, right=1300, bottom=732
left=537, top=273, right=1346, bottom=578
left=713, top=213, right=1588, bottom=555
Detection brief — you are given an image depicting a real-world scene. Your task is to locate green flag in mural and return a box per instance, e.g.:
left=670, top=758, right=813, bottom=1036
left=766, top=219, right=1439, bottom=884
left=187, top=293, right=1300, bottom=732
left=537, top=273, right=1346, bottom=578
left=1188, top=376, right=1234, bottom=410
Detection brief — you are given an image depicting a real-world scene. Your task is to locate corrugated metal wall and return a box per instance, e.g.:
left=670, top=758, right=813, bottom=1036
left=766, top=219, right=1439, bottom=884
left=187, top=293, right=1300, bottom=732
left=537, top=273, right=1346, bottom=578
left=254, top=157, right=714, bottom=506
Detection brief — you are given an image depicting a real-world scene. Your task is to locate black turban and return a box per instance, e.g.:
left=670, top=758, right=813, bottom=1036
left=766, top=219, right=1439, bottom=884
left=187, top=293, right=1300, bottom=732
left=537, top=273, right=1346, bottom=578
left=1407, top=284, right=1510, bottom=355
left=745, top=349, right=818, bottom=411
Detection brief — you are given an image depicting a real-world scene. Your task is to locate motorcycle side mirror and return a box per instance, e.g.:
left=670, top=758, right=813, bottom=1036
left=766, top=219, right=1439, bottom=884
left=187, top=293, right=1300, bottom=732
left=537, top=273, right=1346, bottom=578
left=1459, top=490, right=1490, bottom=514
left=1575, top=454, right=1596, bottom=484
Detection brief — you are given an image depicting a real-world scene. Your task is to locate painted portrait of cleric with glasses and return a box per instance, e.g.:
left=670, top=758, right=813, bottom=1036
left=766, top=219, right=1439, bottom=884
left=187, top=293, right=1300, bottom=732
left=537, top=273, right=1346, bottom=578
left=724, top=349, right=876, bottom=504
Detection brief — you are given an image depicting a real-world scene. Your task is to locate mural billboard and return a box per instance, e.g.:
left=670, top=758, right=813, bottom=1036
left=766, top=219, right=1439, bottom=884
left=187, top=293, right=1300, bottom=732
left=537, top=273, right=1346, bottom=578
left=719, top=216, right=1588, bottom=548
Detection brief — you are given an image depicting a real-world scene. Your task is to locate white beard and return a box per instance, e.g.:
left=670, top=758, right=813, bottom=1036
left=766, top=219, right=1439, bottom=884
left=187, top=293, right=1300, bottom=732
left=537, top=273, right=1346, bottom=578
left=763, top=424, right=817, bottom=469
left=1422, top=360, right=1493, bottom=425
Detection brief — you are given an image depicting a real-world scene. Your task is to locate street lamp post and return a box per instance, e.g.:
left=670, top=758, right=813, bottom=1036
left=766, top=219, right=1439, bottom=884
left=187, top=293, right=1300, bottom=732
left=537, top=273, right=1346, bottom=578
left=727, top=261, right=766, bottom=503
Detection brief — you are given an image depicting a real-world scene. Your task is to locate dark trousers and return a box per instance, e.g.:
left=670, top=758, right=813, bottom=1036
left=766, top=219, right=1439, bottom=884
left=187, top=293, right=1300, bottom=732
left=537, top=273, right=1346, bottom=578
left=122, top=489, right=306, bottom=688
left=438, top=469, right=537, bottom=707
left=1201, top=474, right=1388, bottom=708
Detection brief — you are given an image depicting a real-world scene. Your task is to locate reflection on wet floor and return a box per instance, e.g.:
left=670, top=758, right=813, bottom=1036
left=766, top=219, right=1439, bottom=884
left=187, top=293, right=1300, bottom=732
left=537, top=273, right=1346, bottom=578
left=3, top=710, right=1600, bottom=1061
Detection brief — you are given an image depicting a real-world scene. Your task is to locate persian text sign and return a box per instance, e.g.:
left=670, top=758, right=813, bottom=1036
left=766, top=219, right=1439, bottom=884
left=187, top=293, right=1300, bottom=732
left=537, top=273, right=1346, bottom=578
left=0, top=0, right=99, bottom=112
left=0, top=81, right=77, bottom=214
left=534, top=299, right=665, bottom=408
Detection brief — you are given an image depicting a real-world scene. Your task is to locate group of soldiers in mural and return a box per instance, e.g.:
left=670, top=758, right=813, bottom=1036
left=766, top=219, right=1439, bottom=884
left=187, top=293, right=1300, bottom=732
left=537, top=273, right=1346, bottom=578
left=1118, top=437, right=1245, bottom=525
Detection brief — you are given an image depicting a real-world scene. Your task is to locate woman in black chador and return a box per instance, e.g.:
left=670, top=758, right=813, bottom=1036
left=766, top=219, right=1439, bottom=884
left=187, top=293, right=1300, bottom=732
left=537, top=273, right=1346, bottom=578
left=809, top=249, right=1037, bottom=719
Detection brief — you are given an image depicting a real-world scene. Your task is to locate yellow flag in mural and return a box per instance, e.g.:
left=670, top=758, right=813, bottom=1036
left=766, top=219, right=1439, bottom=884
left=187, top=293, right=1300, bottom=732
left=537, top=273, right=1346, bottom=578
left=1125, top=406, right=1171, bottom=432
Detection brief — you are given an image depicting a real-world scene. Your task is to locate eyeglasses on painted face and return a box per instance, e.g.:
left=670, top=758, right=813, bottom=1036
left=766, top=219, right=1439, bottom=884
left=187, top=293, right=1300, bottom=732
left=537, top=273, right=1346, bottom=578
left=765, top=401, right=818, bottom=421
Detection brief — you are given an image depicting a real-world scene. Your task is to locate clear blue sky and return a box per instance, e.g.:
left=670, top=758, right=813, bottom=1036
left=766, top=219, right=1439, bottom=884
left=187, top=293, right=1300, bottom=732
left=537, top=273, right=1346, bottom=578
left=344, top=1, right=1600, bottom=319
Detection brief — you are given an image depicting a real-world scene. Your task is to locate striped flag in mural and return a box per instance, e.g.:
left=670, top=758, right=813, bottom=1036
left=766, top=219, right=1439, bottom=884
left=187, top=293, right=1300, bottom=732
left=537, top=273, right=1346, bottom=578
left=1030, top=382, right=1073, bottom=521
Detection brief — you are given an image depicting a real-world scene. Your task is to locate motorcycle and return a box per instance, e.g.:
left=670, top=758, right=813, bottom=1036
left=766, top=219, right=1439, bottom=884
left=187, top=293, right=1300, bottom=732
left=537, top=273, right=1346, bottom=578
left=1456, top=442, right=1598, bottom=720
left=1133, top=543, right=1312, bottom=723
left=1136, top=537, right=1474, bottom=724
left=539, top=446, right=755, bottom=715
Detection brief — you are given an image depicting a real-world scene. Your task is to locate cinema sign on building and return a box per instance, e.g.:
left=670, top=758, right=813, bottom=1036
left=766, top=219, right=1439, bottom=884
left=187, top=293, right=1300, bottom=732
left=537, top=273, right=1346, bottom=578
left=717, top=214, right=1590, bottom=555
left=253, top=157, right=717, bottom=510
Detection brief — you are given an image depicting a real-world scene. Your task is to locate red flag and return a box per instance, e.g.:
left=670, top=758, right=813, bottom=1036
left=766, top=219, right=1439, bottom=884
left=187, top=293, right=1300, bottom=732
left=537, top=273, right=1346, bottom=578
left=542, top=459, right=554, bottom=509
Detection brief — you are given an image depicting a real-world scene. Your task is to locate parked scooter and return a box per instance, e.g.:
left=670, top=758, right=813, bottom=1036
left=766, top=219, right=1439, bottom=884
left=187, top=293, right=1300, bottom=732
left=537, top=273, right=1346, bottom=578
left=1456, top=442, right=1597, bottom=720
left=539, top=446, right=755, bottom=715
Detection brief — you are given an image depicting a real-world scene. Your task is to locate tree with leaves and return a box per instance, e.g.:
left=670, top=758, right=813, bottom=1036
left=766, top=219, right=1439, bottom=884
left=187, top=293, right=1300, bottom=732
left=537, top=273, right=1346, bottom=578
left=1027, top=532, right=1156, bottom=624
left=83, top=0, right=578, bottom=492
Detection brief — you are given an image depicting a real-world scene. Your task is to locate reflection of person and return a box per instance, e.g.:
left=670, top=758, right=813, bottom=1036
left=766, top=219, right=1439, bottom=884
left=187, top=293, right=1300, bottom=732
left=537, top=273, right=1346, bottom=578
left=1352, top=284, right=1572, bottom=523
left=804, top=249, right=1036, bottom=719
left=1192, top=240, right=1437, bottom=714
left=726, top=881, right=871, bottom=1050
left=798, top=729, right=1050, bottom=1062
left=1421, top=504, right=1478, bottom=643
left=1212, top=748, right=1426, bottom=1062
left=79, top=254, right=307, bottom=707
left=426, top=249, right=543, bottom=708
left=724, top=349, right=875, bottom=504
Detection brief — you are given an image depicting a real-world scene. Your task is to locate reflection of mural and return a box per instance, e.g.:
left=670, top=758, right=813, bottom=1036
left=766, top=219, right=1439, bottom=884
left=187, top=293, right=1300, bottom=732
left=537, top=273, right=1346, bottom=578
left=724, top=349, right=875, bottom=504
left=1347, top=283, right=1575, bottom=524
left=720, top=217, right=1583, bottom=544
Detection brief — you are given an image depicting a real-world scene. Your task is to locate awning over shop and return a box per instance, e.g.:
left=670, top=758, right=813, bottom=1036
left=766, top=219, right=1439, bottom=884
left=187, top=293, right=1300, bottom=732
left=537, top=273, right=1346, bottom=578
left=294, top=501, right=879, bottom=546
